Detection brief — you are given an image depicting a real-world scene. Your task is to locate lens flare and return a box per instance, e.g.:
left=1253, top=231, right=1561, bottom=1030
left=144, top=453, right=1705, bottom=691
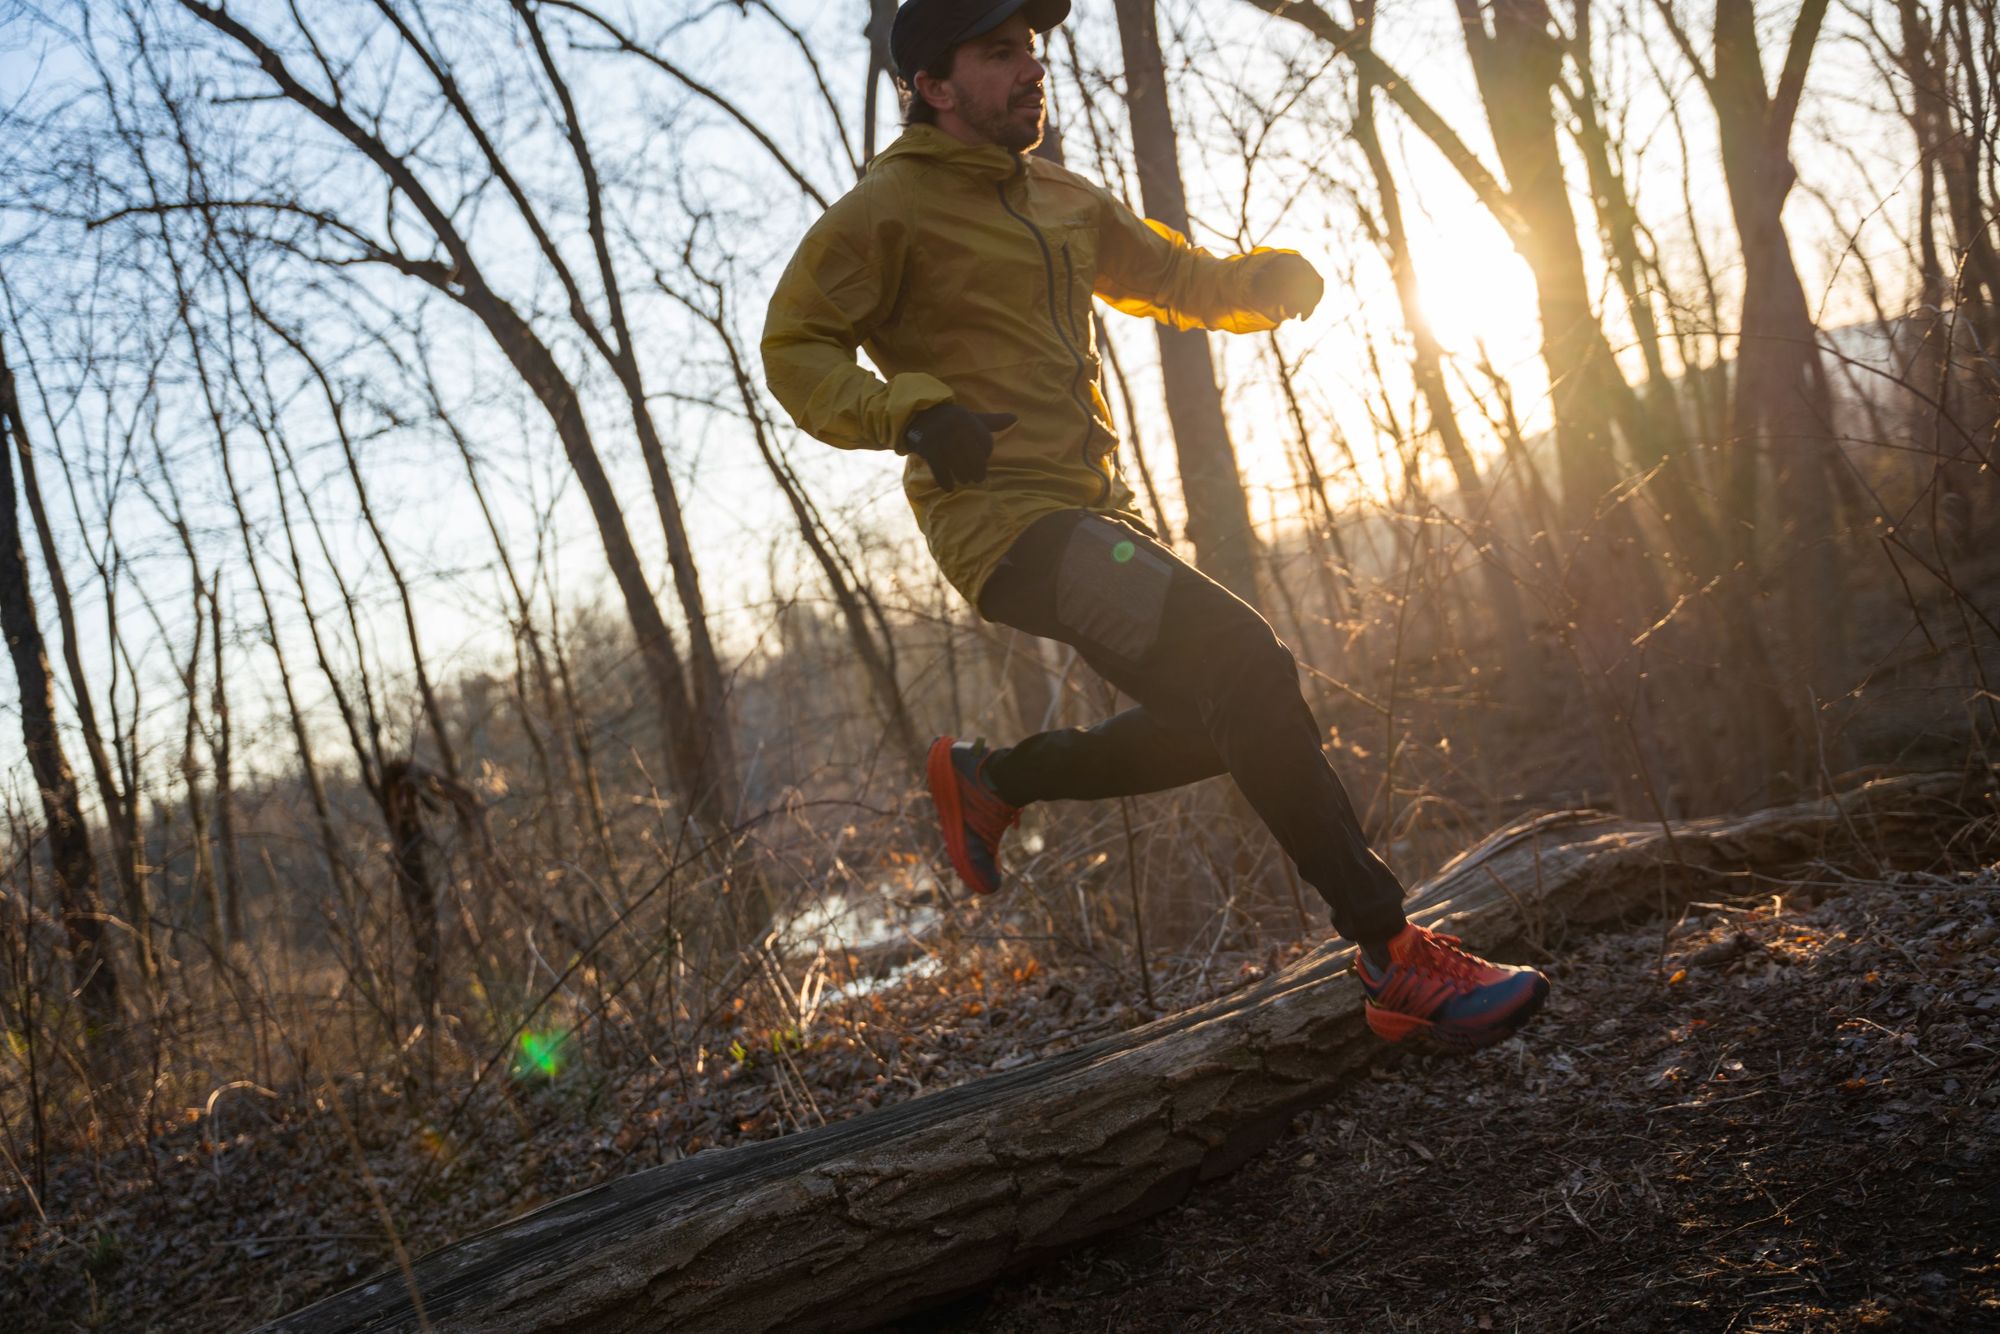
left=516, top=1029, right=568, bottom=1080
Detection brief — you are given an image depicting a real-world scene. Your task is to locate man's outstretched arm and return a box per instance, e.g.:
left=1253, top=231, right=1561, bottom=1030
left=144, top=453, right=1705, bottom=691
left=761, top=190, right=955, bottom=451
left=1091, top=184, right=1322, bottom=334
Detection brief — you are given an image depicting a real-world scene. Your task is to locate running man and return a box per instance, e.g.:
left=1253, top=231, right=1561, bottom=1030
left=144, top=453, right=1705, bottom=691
left=761, top=0, right=1548, bottom=1049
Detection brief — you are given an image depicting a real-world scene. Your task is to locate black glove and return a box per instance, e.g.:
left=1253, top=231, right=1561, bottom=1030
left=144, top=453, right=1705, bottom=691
left=898, top=403, right=1016, bottom=492
left=1248, top=251, right=1324, bottom=321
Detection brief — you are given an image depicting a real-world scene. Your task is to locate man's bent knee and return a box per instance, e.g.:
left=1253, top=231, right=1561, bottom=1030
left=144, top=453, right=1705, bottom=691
left=1189, top=619, right=1299, bottom=704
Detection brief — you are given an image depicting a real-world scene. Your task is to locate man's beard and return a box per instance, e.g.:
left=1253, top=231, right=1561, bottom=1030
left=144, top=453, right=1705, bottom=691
left=965, top=91, right=1045, bottom=153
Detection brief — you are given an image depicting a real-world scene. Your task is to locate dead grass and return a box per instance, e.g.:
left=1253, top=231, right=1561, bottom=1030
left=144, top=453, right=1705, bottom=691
left=0, top=862, right=1310, bottom=1330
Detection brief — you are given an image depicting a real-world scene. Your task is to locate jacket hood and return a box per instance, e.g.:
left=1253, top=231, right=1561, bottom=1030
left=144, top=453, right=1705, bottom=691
left=870, top=124, right=1024, bottom=183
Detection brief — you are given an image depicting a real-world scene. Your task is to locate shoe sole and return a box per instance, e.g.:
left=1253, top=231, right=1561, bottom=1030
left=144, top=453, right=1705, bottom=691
left=927, top=736, right=998, bottom=895
left=1365, top=974, right=1550, bottom=1052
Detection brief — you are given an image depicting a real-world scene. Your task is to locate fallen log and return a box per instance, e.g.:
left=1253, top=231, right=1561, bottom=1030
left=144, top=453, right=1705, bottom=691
left=267, top=771, right=1995, bottom=1334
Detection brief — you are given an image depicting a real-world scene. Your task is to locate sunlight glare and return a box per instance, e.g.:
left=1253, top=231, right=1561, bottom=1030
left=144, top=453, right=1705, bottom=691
left=1407, top=215, right=1541, bottom=361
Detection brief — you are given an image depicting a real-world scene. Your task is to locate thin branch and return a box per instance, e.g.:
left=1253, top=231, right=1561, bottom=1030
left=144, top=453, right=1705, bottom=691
left=534, top=0, right=831, bottom=209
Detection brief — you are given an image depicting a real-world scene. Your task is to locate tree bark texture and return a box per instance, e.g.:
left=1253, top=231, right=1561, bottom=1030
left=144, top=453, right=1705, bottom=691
left=263, top=770, right=1994, bottom=1334
left=1112, top=0, right=1263, bottom=607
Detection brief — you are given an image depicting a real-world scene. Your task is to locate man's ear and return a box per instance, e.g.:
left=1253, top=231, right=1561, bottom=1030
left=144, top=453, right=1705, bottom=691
left=912, top=69, right=955, bottom=116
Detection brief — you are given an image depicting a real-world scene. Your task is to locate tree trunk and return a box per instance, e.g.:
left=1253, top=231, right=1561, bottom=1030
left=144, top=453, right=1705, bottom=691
left=207, top=579, right=244, bottom=945
left=1453, top=2, right=1623, bottom=526
left=863, top=0, right=897, bottom=166
left=1708, top=0, right=1846, bottom=752
left=1351, top=0, right=1536, bottom=690
left=265, top=769, right=1992, bottom=1334
left=514, top=0, right=740, bottom=826
left=2, top=335, right=152, bottom=980
left=1452, top=0, right=1672, bottom=813
left=1562, top=0, right=1800, bottom=804
left=1112, top=0, right=1263, bottom=606
left=381, top=760, right=444, bottom=1021
left=0, top=333, right=119, bottom=1033
left=1907, top=0, right=2000, bottom=327
left=473, top=295, right=723, bottom=832
left=1248, top=0, right=1675, bottom=811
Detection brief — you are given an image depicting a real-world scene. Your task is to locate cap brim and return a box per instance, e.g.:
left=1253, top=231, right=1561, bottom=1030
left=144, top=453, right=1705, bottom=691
left=958, top=0, right=1070, bottom=45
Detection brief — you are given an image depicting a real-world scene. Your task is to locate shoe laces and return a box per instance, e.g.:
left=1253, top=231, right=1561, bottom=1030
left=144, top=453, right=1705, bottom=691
left=1399, top=926, right=1483, bottom=989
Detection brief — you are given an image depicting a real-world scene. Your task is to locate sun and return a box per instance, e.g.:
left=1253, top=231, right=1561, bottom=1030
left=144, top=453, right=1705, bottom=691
left=1406, top=213, right=1542, bottom=360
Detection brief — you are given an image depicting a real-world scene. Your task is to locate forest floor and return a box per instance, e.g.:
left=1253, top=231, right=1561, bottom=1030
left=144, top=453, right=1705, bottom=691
left=3, top=857, right=1997, bottom=1331
left=933, top=865, right=2000, bottom=1333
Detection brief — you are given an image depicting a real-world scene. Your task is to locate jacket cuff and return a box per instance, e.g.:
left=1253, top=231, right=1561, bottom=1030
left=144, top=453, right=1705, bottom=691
left=1228, top=247, right=1291, bottom=333
left=885, top=373, right=956, bottom=450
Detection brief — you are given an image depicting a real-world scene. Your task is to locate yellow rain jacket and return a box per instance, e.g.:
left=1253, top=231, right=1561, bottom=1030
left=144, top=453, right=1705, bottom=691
left=761, top=123, right=1298, bottom=609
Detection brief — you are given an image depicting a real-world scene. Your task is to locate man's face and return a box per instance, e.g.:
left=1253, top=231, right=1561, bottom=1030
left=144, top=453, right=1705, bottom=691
left=920, top=14, right=1047, bottom=152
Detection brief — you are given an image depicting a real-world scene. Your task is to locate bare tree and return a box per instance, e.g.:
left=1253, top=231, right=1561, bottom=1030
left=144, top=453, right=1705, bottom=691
left=1349, top=0, right=1537, bottom=689
left=1256, top=0, right=1685, bottom=810
left=1655, top=0, right=1849, bottom=718
left=0, top=302, right=154, bottom=982
left=0, top=330, right=119, bottom=1034
left=657, top=259, right=925, bottom=764
left=170, top=0, right=735, bottom=840
left=1113, top=0, right=1265, bottom=604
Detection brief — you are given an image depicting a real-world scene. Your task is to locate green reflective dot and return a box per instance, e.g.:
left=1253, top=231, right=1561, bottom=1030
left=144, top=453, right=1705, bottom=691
left=517, top=1030, right=567, bottom=1079
left=1111, top=540, right=1136, bottom=564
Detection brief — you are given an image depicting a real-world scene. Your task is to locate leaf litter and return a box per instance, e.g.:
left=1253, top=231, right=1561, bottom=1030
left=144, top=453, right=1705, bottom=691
left=928, top=866, right=2000, bottom=1332
left=3, top=866, right=1995, bottom=1331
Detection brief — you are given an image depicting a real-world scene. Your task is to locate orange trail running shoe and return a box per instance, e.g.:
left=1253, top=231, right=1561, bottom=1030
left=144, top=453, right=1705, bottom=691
left=926, top=736, right=1022, bottom=896
left=1354, top=923, right=1550, bottom=1051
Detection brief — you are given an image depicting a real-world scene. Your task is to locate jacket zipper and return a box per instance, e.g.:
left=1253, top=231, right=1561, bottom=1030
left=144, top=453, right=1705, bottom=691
left=994, top=176, right=1110, bottom=505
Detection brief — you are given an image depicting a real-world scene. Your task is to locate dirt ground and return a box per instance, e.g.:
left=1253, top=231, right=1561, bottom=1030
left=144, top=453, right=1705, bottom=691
left=926, top=868, right=2000, bottom=1333
left=5, top=863, right=1996, bottom=1332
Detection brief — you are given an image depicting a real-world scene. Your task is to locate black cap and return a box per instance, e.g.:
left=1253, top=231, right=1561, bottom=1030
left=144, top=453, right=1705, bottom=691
left=890, top=0, right=1071, bottom=84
